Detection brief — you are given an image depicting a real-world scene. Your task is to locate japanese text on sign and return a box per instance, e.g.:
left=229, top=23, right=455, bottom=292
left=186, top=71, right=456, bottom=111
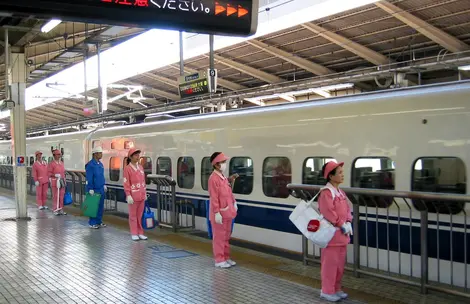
left=102, top=0, right=211, bottom=14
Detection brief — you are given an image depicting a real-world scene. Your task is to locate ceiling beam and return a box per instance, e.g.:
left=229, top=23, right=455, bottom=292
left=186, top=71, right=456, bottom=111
left=32, top=107, right=80, bottom=120
left=213, top=54, right=284, bottom=84
left=27, top=112, right=58, bottom=124
left=375, top=1, right=470, bottom=53
left=143, top=73, right=178, bottom=87
left=301, top=23, right=391, bottom=66
left=247, top=39, right=334, bottom=75
left=53, top=104, right=88, bottom=116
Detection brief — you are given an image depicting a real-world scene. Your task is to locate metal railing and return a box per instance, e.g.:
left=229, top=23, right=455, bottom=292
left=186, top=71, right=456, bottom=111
left=287, top=183, right=469, bottom=299
left=65, top=170, right=117, bottom=212
left=0, top=165, right=14, bottom=190
left=148, top=174, right=195, bottom=232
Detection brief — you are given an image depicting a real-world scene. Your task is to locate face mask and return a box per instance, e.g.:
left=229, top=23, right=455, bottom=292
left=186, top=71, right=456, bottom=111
left=219, top=163, right=227, bottom=173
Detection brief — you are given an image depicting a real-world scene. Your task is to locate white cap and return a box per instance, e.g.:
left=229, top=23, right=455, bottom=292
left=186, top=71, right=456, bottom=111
left=92, top=146, right=103, bottom=154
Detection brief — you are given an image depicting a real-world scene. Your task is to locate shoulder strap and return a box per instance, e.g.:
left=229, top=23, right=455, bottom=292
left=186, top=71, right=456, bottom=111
left=310, top=186, right=335, bottom=203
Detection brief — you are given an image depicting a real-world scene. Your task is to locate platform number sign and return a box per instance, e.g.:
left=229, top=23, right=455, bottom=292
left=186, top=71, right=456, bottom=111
left=17, top=156, right=25, bottom=167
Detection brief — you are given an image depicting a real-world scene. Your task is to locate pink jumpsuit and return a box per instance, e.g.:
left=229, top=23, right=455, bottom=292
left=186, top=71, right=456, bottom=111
left=208, top=171, right=237, bottom=263
left=48, top=160, right=66, bottom=212
left=123, top=163, right=147, bottom=235
left=32, top=160, right=49, bottom=208
left=318, top=183, right=353, bottom=295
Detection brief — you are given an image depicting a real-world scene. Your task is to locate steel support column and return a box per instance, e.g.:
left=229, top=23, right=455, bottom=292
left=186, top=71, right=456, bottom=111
left=9, top=51, right=28, bottom=219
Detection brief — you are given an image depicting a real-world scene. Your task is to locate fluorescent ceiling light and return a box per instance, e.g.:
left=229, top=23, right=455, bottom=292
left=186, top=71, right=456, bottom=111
left=458, top=65, right=470, bottom=71
left=41, top=19, right=62, bottom=33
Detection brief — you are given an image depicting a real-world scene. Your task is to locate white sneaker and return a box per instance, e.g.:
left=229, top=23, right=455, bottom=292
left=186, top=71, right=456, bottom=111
left=226, top=259, right=237, bottom=266
left=38, top=206, right=44, bottom=210
left=336, top=291, right=348, bottom=299
left=131, top=235, right=139, bottom=241
left=215, top=261, right=231, bottom=268
left=43, top=206, right=49, bottom=210
left=53, top=211, right=60, bottom=216
left=138, top=235, right=148, bottom=240
left=320, top=292, right=341, bottom=302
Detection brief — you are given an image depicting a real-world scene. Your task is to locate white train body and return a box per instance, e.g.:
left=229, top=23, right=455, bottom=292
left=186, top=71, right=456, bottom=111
left=1, top=81, right=469, bottom=287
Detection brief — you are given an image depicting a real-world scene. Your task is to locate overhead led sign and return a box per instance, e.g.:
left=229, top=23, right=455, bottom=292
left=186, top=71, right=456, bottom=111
left=0, top=0, right=258, bottom=36
left=178, top=69, right=217, bottom=98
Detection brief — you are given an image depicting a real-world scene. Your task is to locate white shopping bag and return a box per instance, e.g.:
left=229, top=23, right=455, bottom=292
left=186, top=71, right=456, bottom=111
left=289, top=188, right=337, bottom=248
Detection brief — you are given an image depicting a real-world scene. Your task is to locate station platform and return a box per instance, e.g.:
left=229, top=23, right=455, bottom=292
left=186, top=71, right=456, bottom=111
left=0, top=189, right=467, bottom=304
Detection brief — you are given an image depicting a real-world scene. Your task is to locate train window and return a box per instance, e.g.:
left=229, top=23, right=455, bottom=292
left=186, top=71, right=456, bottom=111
left=303, top=157, right=336, bottom=185
left=352, top=157, right=395, bottom=208
left=201, top=157, right=212, bottom=191
left=412, top=157, right=466, bottom=214
left=139, top=157, right=152, bottom=185
left=177, top=157, right=195, bottom=189
left=263, top=157, right=292, bottom=199
left=230, top=157, right=254, bottom=195
left=29, top=157, right=34, bottom=166
left=124, top=141, right=134, bottom=149
left=109, top=157, right=121, bottom=182
left=157, top=157, right=172, bottom=176
left=111, top=142, right=117, bottom=150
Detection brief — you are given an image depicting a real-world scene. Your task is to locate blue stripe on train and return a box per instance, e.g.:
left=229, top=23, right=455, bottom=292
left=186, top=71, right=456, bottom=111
left=73, top=182, right=470, bottom=264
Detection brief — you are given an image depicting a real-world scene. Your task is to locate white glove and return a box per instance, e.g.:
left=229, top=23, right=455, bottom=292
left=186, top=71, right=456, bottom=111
left=35, top=181, right=39, bottom=187
left=234, top=202, right=238, bottom=211
left=104, top=185, right=107, bottom=192
left=340, top=223, right=348, bottom=234
left=126, top=195, right=134, bottom=205
left=89, top=190, right=95, bottom=195
left=215, top=212, right=223, bottom=225
left=55, top=174, right=61, bottom=178
left=345, top=222, right=353, bottom=235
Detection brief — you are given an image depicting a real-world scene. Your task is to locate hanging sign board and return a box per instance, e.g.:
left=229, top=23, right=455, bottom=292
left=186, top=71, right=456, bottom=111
left=0, top=0, right=259, bottom=36
left=178, top=69, right=217, bottom=98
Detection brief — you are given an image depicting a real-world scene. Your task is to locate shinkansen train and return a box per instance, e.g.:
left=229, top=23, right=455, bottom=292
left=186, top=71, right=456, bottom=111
left=0, top=80, right=469, bottom=287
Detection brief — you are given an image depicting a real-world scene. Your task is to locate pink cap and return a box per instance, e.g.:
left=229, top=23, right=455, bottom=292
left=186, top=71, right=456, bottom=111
left=323, top=161, right=344, bottom=179
left=128, top=148, right=141, bottom=158
left=52, top=149, right=61, bottom=156
left=211, top=152, right=229, bottom=165
left=35, top=151, right=42, bottom=156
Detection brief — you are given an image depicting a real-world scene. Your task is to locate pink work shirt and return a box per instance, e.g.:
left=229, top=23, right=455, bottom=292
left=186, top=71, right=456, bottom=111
left=48, top=160, right=65, bottom=179
left=32, top=160, right=48, bottom=184
left=208, top=171, right=237, bottom=222
left=123, top=163, right=147, bottom=202
left=318, top=183, right=353, bottom=247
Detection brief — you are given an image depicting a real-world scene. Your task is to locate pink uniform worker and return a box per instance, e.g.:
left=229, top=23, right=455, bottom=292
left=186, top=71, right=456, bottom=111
left=32, top=151, right=49, bottom=210
left=208, top=152, right=239, bottom=268
left=318, top=161, right=353, bottom=302
left=123, top=148, right=148, bottom=241
left=48, top=149, right=67, bottom=216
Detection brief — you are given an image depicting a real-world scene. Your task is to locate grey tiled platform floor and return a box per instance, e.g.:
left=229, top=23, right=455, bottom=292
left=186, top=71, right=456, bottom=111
left=0, top=195, right=363, bottom=304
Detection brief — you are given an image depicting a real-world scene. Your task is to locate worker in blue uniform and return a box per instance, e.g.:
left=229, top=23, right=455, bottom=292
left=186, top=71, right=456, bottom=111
left=85, top=146, right=108, bottom=229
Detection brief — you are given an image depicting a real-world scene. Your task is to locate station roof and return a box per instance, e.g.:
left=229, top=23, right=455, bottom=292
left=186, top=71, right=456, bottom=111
left=1, top=0, right=470, bottom=135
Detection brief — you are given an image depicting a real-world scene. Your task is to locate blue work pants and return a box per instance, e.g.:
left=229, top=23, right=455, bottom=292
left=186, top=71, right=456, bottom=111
left=88, top=190, right=105, bottom=226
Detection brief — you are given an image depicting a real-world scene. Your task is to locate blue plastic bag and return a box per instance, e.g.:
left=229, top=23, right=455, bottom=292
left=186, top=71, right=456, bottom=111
left=142, top=202, right=157, bottom=230
left=64, top=191, right=73, bottom=206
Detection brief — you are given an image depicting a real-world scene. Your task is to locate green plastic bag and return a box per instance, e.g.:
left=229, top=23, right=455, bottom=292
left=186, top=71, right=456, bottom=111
left=81, top=193, right=101, bottom=218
